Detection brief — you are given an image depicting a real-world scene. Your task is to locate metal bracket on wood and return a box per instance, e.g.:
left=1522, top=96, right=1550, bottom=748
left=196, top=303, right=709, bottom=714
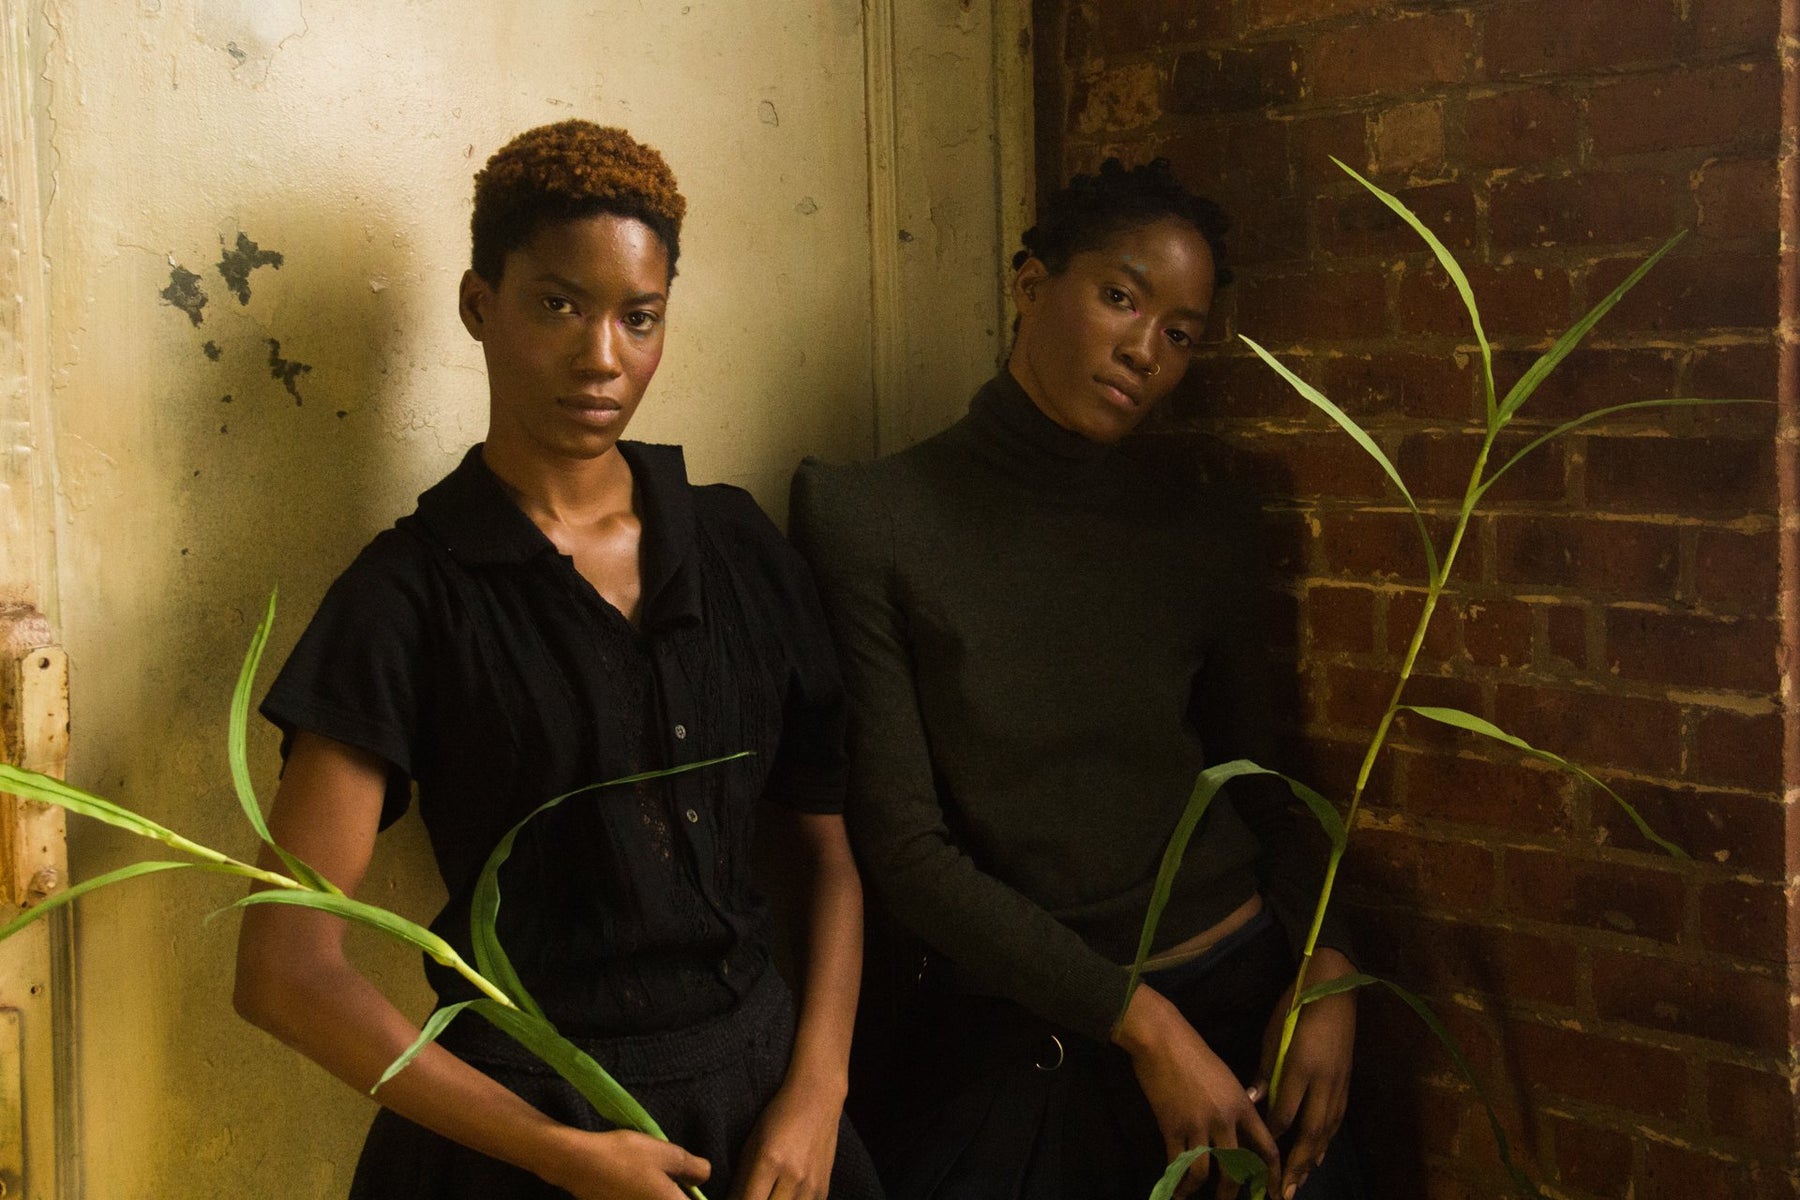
left=0, top=605, right=68, bottom=909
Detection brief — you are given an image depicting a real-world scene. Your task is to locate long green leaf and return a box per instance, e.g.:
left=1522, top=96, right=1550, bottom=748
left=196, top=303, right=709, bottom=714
left=230, top=889, right=478, bottom=969
left=0, top=860, right=207, bottom=940
left=1332, top=157, right=1495, bottom=421
left=1400, top=706, right=1685, bottom=858
left=1478, top=398, right=1764, bottom=501
left=1378, top=977, right=1545, bottom=1199
left=468, top=752, right=752, bottom=1021
left=1125, top=761, right=1347, bottom=1013
left=470, top=999, right=664, bottom=1136
left=226, top=591, right=339, bottom=895
left=372, top=1000, right=477, bottom=1093
left=1297, top=970, right=1380, bottom=1007
left=1239, top=336, right=1440, bottom=581
left=1497, top=231, right=1685, bottom=425
left=0, top=763, right=190, bottom=848
left=1150, top=1146, right=1270, bottom=1200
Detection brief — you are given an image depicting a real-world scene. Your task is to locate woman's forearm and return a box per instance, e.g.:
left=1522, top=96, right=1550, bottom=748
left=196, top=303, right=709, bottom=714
left=780, top=812, right=862, bottom=1095
left=234, top=909, right=583, bottom=1183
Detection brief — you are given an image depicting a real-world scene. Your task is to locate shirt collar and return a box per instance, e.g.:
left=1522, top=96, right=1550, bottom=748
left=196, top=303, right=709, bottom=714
left=414, top=442, right=702, bottom=631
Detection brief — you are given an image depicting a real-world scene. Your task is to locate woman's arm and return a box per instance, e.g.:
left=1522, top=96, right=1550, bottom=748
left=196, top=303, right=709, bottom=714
left=233, top=730, right=708, bottom=1200
left=732, top=811, right=861, bottom=1200
left=789, top=462, right=1131, bottom=1040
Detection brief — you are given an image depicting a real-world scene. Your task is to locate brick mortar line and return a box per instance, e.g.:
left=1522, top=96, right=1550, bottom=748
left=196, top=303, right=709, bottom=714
left=1344, top=893, right=1792, bottom=982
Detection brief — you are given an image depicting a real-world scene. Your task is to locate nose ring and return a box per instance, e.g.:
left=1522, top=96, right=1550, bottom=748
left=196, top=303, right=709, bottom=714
left=1034, top=1034, right=1065, bottom=1072
left=1146, top=362, right=1161, bottom=377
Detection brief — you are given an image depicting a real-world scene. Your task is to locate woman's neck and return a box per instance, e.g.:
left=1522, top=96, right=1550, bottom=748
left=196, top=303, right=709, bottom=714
left=479, top=435, right=636, bottom=533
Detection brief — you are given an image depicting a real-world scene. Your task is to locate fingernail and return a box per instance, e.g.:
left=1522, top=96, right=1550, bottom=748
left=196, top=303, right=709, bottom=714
left=1246, top=1084, right=1263, bottom=1103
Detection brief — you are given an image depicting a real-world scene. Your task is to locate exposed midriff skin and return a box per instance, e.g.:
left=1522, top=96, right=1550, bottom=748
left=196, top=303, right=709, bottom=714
left=1136, top=891, right=1264, bottom=972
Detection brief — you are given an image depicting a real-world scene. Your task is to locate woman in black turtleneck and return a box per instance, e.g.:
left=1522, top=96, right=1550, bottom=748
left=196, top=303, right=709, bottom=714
left=791, top=160, right=1365, bottom=1200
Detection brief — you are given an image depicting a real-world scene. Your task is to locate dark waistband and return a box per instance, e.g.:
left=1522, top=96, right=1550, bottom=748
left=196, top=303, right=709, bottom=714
left=437, top=962, right=792, bottom=1086
left=1140, top=906, right=1279, bottom=993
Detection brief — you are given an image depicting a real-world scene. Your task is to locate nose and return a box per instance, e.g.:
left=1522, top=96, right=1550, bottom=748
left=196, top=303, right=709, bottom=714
left=1117, top=320, right=1160, bottom=376
left=572, top=315, right=622, bottom=377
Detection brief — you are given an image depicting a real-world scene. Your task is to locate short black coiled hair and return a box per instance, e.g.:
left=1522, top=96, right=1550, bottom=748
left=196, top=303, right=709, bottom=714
left=1014, top=157, right=1232, bottom=286
left=470, top=121, right=687, bottom=285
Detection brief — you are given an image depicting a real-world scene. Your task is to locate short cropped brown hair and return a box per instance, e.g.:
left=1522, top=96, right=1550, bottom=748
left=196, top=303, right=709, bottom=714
left=470, top=120, right=687, bottom=284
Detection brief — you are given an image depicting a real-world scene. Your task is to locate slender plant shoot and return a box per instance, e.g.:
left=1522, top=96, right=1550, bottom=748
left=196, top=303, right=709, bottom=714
left=0, top=593, right=749, bottom=1200
left=1127, top=160, right=1753, bottom=1200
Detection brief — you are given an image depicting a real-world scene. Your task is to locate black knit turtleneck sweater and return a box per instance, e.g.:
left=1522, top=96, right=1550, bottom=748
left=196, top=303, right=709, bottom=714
left=790, top=372, right=1343, bottom=1042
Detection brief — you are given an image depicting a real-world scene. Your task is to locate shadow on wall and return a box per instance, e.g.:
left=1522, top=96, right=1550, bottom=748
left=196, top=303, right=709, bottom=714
left=123, top=194, right=450, bottom=1148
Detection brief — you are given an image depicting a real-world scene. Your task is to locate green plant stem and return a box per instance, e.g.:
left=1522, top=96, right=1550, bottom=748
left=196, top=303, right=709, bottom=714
left=1265, top=433, right=1493, bottom=1104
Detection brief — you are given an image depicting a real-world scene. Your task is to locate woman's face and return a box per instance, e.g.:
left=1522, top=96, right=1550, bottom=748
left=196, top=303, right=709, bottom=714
left=460, top=213, right=670, bottom=463
left=1008, top=216, right=1216, bottom=444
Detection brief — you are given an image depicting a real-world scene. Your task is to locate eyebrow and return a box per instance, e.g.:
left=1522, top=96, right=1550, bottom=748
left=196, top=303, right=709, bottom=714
left=532, top=272, right=667, bottom=306
left=1115, top=260, right=1207, bottom=323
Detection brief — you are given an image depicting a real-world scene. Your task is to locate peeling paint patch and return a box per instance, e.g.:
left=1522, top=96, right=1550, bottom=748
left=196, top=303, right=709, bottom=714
left=267, top=339, right=311, bottom=402
left=795, top=197, right=818, bottom=216
left=217, top=233, right=283, bottom=305
left=759, top=100, right=779, bottom=126
left=160, top=266, right=208, bottom=326
left=202, top=341, right=222, bottom=361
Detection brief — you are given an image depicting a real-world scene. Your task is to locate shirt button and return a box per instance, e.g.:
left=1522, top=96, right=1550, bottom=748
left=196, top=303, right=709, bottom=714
left=685, top=808, right=699, bottom=823
left=674, top=724, right=687, bottom=740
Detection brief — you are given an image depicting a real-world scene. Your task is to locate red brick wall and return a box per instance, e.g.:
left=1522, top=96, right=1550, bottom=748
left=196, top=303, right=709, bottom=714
left=1035, top=2, right=1798, bottom=1196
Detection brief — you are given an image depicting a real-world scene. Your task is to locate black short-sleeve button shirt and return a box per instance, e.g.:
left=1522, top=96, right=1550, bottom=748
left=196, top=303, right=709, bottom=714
left=261, top=442, right=847, bottom=1036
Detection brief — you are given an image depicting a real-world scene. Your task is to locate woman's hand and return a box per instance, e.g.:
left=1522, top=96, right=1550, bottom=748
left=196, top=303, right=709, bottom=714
left=730, top=1075, right=844, bottom=1200
left=533, top=1127, right=710, bottom=1200
left=1116, top=984, right=1280, bottom=1200
left=1255, top=949, right=1357, bottom=1200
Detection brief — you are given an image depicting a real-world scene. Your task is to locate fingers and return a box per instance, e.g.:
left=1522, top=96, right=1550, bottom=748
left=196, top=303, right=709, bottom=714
left=661, top=1144, right=712, bottom=1187
left=1279, top=1081, right=1343, bottom=1200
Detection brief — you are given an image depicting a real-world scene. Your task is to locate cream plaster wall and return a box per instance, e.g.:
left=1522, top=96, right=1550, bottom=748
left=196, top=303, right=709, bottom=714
left=0, top=2, right=1028, bottom=1197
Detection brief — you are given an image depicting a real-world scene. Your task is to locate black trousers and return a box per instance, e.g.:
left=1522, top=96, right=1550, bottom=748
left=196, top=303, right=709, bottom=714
left=853, top=914, right=1365, bottom=1200
left=348, top=967, right=883, bottom=1199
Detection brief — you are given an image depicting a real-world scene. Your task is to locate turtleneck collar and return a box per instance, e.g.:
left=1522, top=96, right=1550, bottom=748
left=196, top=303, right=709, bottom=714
left=959, top=369, right=1114, bottom=488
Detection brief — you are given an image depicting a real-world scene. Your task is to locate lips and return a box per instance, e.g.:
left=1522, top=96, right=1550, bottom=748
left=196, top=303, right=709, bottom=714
left=558, top=395, right=624, bottom=426
left=1095, top=375, right=1142, bottom=408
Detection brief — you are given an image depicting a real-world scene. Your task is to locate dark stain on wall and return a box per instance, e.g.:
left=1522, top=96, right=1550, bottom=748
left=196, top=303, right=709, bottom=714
left=160, top=266, right=208, bottom=326
left=267, top=339, right=312, bottom=402
left=218, top=232, right=284, bottom=305
left=202, top=341, right=222, bottom=361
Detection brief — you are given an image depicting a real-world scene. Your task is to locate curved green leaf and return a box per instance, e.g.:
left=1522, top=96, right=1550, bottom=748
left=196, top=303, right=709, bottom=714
left=1332, top=157, right=1495, bottom=421
left=0, top=763, right=192, bottom=849
left=1125, top=760, right=1347, bottom=1014
left=1297, top=970, right=1380, bottom=1007
left=468, top=752, right=752, bottom=1020
left=1400, top=706, right=1685, bottom=858
left=1150, top=1145, right=1270, bottom=1200
left=229, top=889, right=478, bottom=968
left=0, top=860, right=217, bottom=941
left=373, top=1001, right=477, bottom=1093
left=1497, top=231, right=1685, bottom=425
left=1239, top=336, right=1440, bottom=581
left=470, top=999, right=663, bottom=1135
left=1376, top=977, right=1546, bottom=1199
left=468, top=1002, right=710, bottom=1200
left=227, top=590, right=339, bottom=895
left=1478, top=398, right=1765, bottom=501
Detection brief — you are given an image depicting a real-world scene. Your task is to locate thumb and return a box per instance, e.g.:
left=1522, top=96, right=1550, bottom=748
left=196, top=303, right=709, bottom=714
left=657, top=1143, right=711, bottom=1185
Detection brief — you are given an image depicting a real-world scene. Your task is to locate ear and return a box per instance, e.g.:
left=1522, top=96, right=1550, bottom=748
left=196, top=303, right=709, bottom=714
left=1011, top=257, right=1049, bottom=313
left=458, top=269, right=493, bottom=341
